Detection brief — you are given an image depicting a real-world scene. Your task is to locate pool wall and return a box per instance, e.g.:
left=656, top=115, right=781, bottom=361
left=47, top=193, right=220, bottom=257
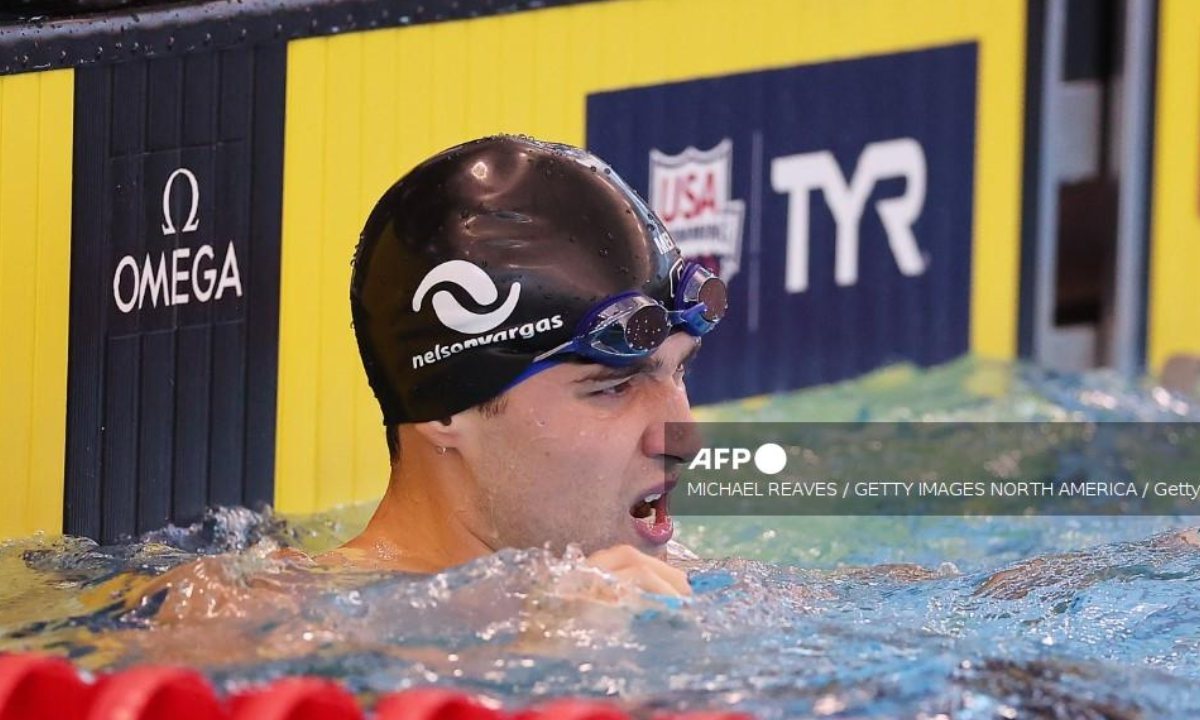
left=0, top=0, right=1084, bottom=542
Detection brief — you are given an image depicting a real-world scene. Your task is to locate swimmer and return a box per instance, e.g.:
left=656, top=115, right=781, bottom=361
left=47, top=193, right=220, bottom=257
left=137, top=136, right=721, bottom=616
left=331, top=135, right=723, bottom=597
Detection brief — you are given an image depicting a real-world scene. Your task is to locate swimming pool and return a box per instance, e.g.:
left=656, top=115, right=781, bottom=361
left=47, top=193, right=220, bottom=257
left=2, top=357, right=1198, bottom=719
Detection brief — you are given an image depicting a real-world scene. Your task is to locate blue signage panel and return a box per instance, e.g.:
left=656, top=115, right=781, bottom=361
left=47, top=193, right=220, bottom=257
left=587, top=44, right=978, bottom=405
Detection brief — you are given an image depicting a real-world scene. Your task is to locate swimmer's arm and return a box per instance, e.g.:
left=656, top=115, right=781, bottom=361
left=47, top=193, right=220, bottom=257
left=104, top=548, right=312, bottom=625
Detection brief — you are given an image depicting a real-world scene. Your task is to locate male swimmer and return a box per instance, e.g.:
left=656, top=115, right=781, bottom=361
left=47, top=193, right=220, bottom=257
left=111, top=135, right=720, bottom=630
left=325, top=135, right=726, bottom=598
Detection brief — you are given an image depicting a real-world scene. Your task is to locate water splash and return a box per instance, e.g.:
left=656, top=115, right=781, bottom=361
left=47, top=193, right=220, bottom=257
left=1, top=358, right=1199, bottom=717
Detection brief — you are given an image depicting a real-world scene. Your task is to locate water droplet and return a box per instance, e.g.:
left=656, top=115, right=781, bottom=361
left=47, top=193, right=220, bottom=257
left=203, top=32, right=212, bottom=44
left=598, top=249, right=609, bottom=257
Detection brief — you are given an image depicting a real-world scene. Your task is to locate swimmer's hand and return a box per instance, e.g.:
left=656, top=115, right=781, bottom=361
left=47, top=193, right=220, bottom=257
left=585, top=544, right=692, bottom=598
left=510, top=545, right=693, bottom=656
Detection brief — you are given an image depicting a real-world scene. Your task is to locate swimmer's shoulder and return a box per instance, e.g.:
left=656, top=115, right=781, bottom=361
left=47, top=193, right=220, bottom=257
left=316, top=536, right=441, bottom=573
left=256, top=537, right=404, bottom=571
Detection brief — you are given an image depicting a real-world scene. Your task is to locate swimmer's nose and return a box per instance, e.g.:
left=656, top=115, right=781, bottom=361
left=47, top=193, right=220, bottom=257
left=642, top=392, right=703, bottom=464
left=665, top=419, right=703, bottom=464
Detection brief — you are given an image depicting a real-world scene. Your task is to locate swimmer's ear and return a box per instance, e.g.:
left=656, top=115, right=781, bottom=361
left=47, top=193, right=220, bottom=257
left=411, top=412, right=468, bottom=450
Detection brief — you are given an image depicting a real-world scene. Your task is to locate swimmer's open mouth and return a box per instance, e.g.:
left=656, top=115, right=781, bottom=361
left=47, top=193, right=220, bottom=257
left=629, top=479, right=676, bottom=544
left=629, top=492, right=665, bottom=521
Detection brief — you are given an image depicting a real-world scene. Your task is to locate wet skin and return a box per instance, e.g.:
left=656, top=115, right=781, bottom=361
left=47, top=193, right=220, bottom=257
left=336, top=332, right=704, bottom=596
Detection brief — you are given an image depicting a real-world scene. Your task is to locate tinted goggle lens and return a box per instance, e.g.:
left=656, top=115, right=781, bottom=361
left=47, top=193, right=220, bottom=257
left=695, top=276, right=728, bottom=323
left=624, top=304, right=671, bottom=351
left=678, top=262, right=728, bottom=321
left=591, top=299, right=670, bottom=356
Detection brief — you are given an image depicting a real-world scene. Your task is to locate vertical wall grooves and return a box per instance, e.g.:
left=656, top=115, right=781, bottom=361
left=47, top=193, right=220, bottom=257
left=24, top=78, right=42, bottom=526
left=66, top=48, right=285, bottom=542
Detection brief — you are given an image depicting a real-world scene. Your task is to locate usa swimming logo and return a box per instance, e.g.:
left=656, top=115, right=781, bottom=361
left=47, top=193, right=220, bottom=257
left=649, top=139, right=746, bottom=283
left=410, top=259, right=563, bottom=369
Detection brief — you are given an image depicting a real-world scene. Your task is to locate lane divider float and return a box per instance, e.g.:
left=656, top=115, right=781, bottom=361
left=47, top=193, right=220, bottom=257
left=0, top=653, right=753, bottom=719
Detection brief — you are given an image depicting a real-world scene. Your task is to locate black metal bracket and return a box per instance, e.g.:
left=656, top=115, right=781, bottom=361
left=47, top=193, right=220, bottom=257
left=0, top=0, right=605, bottom=76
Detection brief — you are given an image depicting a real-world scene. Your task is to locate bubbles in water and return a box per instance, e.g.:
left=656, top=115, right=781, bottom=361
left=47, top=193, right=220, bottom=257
left=0, top=362, right=1197, bottom=717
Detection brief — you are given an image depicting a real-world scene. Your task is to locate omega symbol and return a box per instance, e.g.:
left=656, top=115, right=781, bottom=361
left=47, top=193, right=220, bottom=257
left=161, top=167, right=201, bottom=235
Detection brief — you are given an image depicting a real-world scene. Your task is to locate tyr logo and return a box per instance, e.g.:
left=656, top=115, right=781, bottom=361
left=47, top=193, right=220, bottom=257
left=771, top=138, right=928, bottom=293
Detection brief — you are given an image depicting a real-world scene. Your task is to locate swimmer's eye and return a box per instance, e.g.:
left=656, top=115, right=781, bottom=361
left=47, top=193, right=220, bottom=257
left=590, top=378, right=634, bottom=397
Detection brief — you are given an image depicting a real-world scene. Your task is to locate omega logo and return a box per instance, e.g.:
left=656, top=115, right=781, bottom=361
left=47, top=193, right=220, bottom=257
left=111, top=167, right=244, bottom=314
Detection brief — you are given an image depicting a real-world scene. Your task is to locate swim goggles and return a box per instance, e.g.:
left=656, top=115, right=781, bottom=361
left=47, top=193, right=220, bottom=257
left=532, top=260, right=728, bottom=367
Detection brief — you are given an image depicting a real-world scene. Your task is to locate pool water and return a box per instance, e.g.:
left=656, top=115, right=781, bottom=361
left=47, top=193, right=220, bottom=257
left=2, top=357, right=1199, bottom=719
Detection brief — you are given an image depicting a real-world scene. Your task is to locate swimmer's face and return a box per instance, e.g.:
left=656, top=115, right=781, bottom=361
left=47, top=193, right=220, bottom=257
left=451, top=332, right=702, bottom=557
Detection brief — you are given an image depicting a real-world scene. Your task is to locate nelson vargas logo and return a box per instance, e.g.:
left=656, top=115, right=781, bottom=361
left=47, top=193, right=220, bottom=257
left=412, top=260, right=521, bottom=334
left=409, top=260, right=563, bottom=369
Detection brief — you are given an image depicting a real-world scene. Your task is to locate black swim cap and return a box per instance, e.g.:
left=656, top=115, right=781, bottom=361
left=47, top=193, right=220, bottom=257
left=351, top=135, right=684, bottom=425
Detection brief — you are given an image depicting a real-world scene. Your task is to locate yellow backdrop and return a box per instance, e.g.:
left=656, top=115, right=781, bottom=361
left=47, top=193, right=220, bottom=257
left=274, top=0, right=1029, bottom=514
left=0, top=70, right=74, bottom=537
left=1147, top=0, right=1200, bottom=374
